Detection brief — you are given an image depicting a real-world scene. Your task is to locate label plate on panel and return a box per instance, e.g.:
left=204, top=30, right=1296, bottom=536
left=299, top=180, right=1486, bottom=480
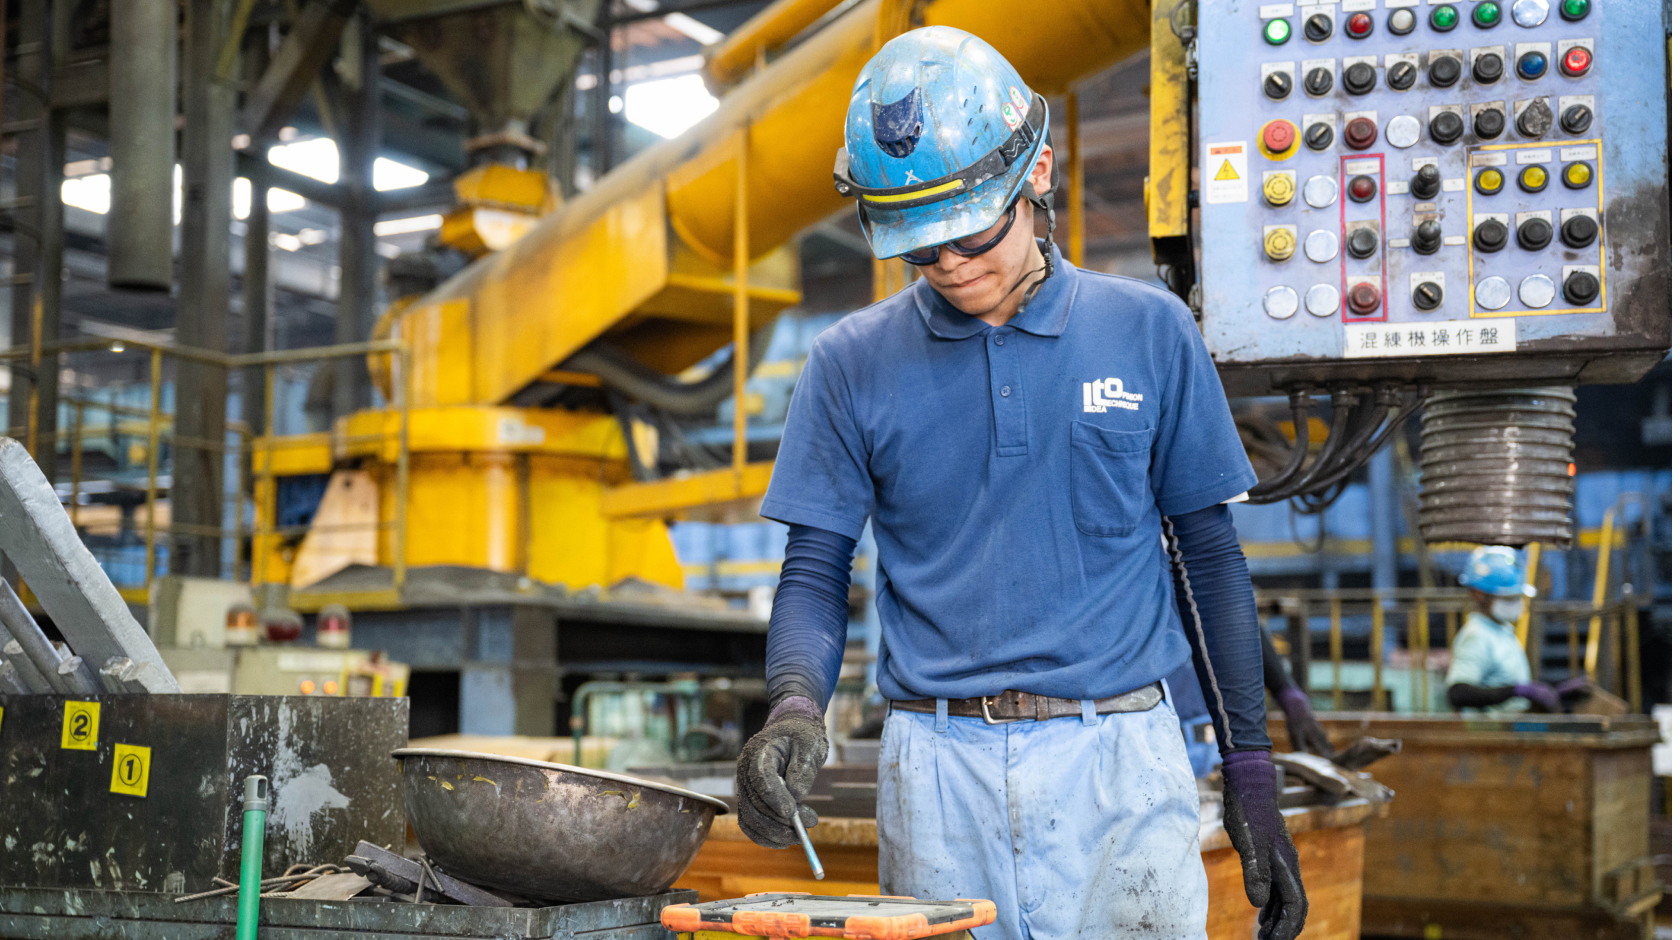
left=1205, top=142, right=1249, bottom=204
left=1345, top=318, right=1517, bottom=357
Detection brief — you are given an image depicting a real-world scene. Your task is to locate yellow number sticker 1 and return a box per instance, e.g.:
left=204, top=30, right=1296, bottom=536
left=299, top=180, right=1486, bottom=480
left=61, top=700, right=100, bottom=750
left=110, top=743, right=151, bottom=797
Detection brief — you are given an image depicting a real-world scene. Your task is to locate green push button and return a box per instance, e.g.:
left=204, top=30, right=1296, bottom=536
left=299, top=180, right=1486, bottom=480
left=1561, top=0, right=1590, bottom=18
left=1264, top=17, right=1292, bottom=44
left=1430, top=5, right=1460, bottom=30
left=1472, top=1, right=1501, bottom=25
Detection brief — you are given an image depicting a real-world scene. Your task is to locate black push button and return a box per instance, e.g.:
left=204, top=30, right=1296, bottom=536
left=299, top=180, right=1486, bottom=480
left=1413, top=281, right=1444, bottom=310
left=1412, top=220, right=1442, bottom=254
left=1562, top=270, right=1599, bottom=305
left=1561, top=214, right=1599, bottom=248
left=1411, top=163, right=1441, bottom=199
left=1516, top=217, right=1553, bottom=250
left=1474, top=107, right=1506, bottom=139
left=1265, top=70, right=1293, bottom=99
left=1430, top=110, right=1464, bottom=144
left=1559, top=103, right=1593, bottom=134
left=1429, top=55, right=1462, bottom=87
left=1343, top=61, right=1377, bottom=94
left=1473, top=52, right=1504, bottom=84
left=1304, top=67, right=1334, bottom=96
left=1346, top=227, right=1379, bottom=259
left=1474, top=218, right=1508, bottom=252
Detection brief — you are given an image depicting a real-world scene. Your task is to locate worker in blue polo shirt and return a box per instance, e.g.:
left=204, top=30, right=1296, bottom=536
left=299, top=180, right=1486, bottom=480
left=733, top=27, right=1306, bottom=940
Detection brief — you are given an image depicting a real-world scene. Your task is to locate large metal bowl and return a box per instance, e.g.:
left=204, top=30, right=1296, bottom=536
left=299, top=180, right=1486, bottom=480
left=392, top=748, right=728, bottom=902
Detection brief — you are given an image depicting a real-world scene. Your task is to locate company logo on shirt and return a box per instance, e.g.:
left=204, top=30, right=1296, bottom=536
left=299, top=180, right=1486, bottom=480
left=1082, top=378, right=1143, bottom=412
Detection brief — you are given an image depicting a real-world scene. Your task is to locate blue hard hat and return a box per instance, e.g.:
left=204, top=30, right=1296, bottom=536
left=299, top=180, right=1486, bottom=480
left=1459, top=545, right=1538, bottom=597
left=833, top=27, right=1054, bottom=260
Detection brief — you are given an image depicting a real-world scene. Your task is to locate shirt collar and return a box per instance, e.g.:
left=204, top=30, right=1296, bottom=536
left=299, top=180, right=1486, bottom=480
left=1466, top=611, right=1516, bottom=634
left=914, top=241, right=1076, bottom=340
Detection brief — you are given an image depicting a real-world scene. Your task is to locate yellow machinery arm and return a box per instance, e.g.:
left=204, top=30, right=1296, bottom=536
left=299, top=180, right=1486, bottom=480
left=390, top=0, right=1153, bottom=410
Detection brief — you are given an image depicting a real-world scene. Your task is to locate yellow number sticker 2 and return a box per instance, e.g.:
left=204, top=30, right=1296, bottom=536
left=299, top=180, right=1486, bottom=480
left=110, top=743, right=151, bottom=797
left=61, top=701, right=100, bottom=750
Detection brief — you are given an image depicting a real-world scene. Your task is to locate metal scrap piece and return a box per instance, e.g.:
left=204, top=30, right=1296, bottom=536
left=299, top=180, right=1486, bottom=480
left=1331, top=736, right=1402, bottom=771
left=344, top=841, right=511, bottom=907
left=0, top=438, right=179, bottom=691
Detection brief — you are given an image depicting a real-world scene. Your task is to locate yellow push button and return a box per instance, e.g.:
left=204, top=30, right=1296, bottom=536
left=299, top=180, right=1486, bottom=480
left=1518, top=165, right=1548, bottom=193
left=1475, top=167, right=1505, bottom=195
left=1263, top=172, right=1296, bottom=206
left=1563, top=161, right=1594, bottom=189
left=1264, top=227, right=1297, bottom=261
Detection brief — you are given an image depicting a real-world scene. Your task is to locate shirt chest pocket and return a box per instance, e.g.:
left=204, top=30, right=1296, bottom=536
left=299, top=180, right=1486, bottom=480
left=1070, top=421, right=1154, bottom=537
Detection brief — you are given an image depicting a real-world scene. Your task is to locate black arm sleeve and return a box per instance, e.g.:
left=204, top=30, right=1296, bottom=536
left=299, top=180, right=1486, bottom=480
left=764, top=523, right=857, bottom=709
left=1261, top=627, right=1298, bottom=698
left=1164, top=503, right=1271, bottom=753
left=1447, top=683, right=1517, bottom=709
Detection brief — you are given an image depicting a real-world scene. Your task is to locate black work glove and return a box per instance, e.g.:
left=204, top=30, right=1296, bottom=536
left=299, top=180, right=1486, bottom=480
left=735, top=695, right=828, bottom=848
left=1222, top=750, right=1308, bottom=940
left=1276, top=687, right=1334, bottom=758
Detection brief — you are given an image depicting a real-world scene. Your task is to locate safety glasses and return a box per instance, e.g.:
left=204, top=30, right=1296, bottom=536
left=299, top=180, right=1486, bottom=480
left=897, top=203, right=1018, bottom=265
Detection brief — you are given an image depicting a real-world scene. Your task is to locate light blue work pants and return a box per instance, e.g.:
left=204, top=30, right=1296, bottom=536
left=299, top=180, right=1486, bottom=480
left=877, top=697, right=1207, bottom=940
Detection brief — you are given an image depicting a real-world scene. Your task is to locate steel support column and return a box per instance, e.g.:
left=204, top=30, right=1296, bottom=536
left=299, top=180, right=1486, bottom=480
left=175, top=0, right=238, bottom=577
left=333, top=15, right=380, bottom=419
left=7, top=0, right=65, bottom=484
left=241, top=30, right=272, bottom=459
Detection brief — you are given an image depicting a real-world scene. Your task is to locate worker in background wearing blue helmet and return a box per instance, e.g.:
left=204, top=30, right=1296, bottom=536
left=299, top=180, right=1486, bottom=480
left=734, top=26, right=1306, bottom=940
left=1447, top=546, right=1587, bottom=712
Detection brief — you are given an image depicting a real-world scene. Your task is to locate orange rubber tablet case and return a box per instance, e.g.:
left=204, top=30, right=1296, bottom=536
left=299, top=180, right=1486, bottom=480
left=661, top=893, right=998, bottom=939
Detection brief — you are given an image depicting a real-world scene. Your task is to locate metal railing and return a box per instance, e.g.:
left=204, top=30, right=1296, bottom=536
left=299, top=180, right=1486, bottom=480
left=1, top=335, right=410, bottom=593
left=1258, top=587, right=1649, bottom=712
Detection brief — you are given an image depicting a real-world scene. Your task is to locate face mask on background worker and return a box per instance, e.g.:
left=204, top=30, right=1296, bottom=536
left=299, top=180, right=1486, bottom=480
left=1491, top=597, right=1526, bottom=624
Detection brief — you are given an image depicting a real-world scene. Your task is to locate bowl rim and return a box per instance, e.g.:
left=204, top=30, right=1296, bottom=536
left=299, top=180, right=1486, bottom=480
left=391, top=747, right=731, bottom=812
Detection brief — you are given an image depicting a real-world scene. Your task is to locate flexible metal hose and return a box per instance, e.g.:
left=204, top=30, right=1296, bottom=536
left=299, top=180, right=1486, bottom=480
left=563, top=322, right=777, bottom=416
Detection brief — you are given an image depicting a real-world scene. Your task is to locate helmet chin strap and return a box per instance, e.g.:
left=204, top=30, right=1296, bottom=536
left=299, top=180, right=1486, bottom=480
left=1007, top=182, right=1057, bottom=306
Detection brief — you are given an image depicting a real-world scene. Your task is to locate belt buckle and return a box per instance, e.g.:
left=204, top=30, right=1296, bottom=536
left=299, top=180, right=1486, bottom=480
left=980, top=696, right=1022, bottom=725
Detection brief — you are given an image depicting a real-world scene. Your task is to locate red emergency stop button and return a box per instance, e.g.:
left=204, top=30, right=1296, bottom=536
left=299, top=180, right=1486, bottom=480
left=1344, top=116, right=1378, bottom=150
left=1561, top=45, right=1592, bottom=77
left=1262, top=119, right=1297, bottom=154
left=1347, top=282, right=1382, bottom=316
left=1345, top=11, right=1374, bottom=37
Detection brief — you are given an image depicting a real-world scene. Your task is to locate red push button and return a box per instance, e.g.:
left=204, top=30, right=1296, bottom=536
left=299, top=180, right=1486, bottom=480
left=1262, top=119, right=1297, bottom=153
left=1344, top=116, right=1378, bottom=150
left=1345, top=11, right=1374, bottom=37
left=1347, top=174, right=1377, bottom=202
left=1561, top=45, right=1592, bottom=77
left=1347, top=282, right=1382, bottom=316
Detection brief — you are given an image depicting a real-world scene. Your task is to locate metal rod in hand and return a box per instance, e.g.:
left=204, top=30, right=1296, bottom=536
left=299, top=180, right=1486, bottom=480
left=791, top=810, right=824, bottom=881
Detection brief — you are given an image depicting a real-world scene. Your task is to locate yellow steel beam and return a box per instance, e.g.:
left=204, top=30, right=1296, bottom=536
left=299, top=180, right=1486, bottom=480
left=1067, top=91, right=1084, bottom=267
left=1584, top=508, right=1616, bottom=676
left=1146, top=0, right=1190, bottom=253
left=600, top=462, right=776, bottom=520
left=392, top=0, right=1152, bottom=410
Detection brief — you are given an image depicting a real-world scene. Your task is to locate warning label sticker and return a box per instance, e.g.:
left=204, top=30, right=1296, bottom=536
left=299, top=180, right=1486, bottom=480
left=1205, top=142, right=1248, bottom=205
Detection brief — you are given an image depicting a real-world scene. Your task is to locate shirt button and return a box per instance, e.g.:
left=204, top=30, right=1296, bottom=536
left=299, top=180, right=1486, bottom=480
left=1000, top=386, right=1011, bottom=397
left=994, top=334, right=1004, bottom=345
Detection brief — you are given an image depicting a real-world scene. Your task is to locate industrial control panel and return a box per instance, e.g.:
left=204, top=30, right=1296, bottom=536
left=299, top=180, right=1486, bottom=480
left=1195, top=0, right=1669, bottom=394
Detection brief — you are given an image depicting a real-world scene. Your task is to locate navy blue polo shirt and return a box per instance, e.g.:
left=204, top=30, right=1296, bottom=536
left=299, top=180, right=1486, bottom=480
left=760, top=245, right=1257, bottom=702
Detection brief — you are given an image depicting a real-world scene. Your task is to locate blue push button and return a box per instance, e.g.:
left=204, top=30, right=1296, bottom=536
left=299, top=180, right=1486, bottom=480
left=1517, top=50, right=1548, bottom=78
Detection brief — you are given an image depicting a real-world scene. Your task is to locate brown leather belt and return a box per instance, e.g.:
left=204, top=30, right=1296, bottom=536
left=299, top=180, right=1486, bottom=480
left=890, top=682, right=1164, bottom=725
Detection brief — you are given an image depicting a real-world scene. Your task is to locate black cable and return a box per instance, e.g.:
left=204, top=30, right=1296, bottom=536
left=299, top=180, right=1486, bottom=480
left=1250, top=388, right=1316, bottom=497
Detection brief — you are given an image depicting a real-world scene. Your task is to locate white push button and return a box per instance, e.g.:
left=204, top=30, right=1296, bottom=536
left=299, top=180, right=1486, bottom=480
left=1476, top=276, right=1513, bottom=310
left=1304, top=229, right=1340, bottom=263
left=1518, top=274, right=1556, bottom=307
left=1264, top=286, right=1300, bottom=319
left=1386, top=115, right=1422, bottom=148
left=1305, top=283, right=1341, bottom=317
left=1303, top=175, right=1340, bottom=209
